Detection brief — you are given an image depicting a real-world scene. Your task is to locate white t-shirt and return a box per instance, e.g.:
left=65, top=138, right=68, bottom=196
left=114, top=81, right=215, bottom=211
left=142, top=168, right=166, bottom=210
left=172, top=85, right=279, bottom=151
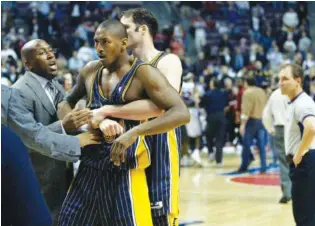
left=285, top=92, right=315, bottom=155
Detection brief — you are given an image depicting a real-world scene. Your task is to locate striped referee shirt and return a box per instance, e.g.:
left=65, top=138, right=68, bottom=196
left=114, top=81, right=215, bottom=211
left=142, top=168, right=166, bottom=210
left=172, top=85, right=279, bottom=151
left=285, top=92, right=315, bottom=155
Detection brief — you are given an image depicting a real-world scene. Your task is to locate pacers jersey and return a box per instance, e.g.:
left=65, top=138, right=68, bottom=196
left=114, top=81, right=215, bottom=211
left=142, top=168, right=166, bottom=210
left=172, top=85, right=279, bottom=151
left=145, top=51, right=182, bottom=217
left=82, top=58, right=151, bottom=171
left=59, top=59, right=154, bottom=226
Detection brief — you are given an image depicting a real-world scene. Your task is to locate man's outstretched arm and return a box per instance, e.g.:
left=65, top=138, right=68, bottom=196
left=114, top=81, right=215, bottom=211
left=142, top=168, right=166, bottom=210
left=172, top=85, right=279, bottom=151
left=92, top=54, right=182, bottom=122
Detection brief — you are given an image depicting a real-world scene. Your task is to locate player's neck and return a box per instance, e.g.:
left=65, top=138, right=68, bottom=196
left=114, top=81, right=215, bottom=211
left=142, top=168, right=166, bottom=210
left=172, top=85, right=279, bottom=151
left=108, top=53, right=130, bottom=75
left=132, top=41, right=160, bottom=63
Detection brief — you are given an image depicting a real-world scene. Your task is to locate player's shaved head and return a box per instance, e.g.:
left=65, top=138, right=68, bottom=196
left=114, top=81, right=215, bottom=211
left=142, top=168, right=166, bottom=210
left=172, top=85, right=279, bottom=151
left=97, top=19, right=128, bottom=39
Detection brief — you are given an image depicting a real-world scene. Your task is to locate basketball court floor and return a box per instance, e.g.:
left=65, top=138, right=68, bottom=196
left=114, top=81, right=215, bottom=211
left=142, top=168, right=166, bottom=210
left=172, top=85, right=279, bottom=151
left=178, top=153, right=294, bottom=226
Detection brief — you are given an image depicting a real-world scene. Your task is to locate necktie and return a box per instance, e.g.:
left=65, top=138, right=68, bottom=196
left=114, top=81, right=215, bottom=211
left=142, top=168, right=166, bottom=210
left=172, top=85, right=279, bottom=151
left=46, top=81, right=59, bottom=107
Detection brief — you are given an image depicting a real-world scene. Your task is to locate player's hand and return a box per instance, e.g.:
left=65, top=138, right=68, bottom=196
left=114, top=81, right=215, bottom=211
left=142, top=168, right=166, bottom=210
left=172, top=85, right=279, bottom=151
left=62, top=108, right=92, bottom=133
left=89, top=109, right=106, bottom=129
left=110, top=131, right=138, bottom=166
left=99, top=119, right=124, bottom=137
left=77, top=130, right=102, bottom=147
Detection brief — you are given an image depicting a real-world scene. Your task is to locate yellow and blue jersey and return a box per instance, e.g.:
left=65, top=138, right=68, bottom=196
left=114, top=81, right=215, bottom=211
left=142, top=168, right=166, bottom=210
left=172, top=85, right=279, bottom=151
left=59, top=59, right=153, bottom=226
left=145, top=51, right=183, bottom=218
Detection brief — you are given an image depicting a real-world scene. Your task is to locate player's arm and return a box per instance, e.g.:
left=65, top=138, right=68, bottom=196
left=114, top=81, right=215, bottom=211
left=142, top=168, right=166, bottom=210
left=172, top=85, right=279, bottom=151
left=131, top=64, right=189, bottom=134
left=57, top=62, right=98, bottom=132
left=110, top=65, right=190, bottom=165
left=57, top=62, right=93, bottom=119
left=91, top=54, right=182, bottom=122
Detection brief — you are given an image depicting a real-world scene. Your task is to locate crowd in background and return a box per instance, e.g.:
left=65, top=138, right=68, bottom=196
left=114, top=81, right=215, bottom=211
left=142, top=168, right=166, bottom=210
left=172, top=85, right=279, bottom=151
left=1, top=1, right=314, bottom=167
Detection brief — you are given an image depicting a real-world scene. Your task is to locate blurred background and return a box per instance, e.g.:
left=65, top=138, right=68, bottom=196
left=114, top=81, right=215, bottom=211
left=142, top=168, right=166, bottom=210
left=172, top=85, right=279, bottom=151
left=1, top=1, right=315, bottom=166
left=2, top=1, right=315, bottom=225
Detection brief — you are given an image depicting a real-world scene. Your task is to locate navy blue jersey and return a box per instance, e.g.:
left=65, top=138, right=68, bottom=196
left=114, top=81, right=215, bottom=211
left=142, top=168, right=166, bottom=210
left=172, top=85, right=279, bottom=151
left=59, top=59, right=153, bottom=226
left=145, top=52, right=182, bottom=218
left=82, top=58, right=151, bottom=171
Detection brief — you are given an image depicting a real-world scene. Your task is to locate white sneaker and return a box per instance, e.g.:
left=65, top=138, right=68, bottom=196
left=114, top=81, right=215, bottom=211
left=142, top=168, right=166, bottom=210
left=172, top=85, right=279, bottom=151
left=191, top=149, right=202, bottom=166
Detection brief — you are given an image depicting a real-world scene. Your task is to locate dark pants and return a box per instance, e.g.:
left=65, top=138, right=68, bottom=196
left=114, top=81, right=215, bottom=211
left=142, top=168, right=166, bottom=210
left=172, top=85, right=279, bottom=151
left=289, top=150, right=315, bottom=226
left=30, top=152, right=68, bottom=225
left=240, top=118, right=267, bottom=172
left=206, top=112, right=226, bottom=163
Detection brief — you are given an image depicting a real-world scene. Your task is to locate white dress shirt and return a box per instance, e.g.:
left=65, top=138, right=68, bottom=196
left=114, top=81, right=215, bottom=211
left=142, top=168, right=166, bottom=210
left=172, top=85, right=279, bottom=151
left=30, top=71, right=56, bottom=109
left=30, top=72, right=66, bottom=134
left=263, top=88, right=289, bottom=133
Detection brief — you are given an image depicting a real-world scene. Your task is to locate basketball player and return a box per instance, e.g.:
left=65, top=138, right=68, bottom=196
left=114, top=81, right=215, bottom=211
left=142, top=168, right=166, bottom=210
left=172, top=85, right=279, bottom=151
left=91, top=8, right=186, bottom=226
left=57, top=20, right=190, bottom=226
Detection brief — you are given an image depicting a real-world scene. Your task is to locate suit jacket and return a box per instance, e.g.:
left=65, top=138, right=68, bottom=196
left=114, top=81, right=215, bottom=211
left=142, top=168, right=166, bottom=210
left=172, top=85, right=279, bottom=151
left=1, top=85, right=81, bottom=162
left=2, top=124, right=52, bottom=226
left=11, top=71, right=70, bottom=217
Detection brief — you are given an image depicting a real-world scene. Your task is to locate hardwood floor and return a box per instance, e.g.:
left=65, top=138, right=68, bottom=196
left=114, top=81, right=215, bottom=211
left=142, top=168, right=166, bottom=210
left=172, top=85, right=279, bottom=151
left=179, top=154, right=294, bottom=226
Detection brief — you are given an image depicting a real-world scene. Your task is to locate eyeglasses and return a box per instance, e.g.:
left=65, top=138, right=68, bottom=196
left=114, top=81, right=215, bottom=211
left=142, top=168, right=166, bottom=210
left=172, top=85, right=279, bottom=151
left=36, top=48, right=58, bottom=56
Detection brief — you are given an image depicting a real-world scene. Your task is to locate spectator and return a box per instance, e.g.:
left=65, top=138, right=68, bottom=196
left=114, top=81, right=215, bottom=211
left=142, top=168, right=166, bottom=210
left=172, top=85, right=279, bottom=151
left=6, top=65, right=19, bottom=84
left=239, top=76, right=267, bottom=173
left=298, top=31, right=311, bottom=52
left=259, top=30, right=274, bottom=52
left=193, top=16, right=207, bottom=53
left=200, top=78, right=228, bottom=165
left=218, top=34, right=232, bottom=52
left=205, top=15, right=216, bottom=30
left=283, top=8, right=299, bottom=29
left=63, top=73, right=73, bottom=94
left=228, top=5, right=238, bottom=24
left=302, top=53, right=315, bottom=73
left=267, top=46, right=283, bottom=71
left=283, top=36, right=297, bottom=54
left=193, top=52, right=208, bottom=78
left=182, top=73, right=203, bottom=166
left=224, top=77, right=237, bottom=144
left=173, top=23, right=184, bottom=43
left=233, top=47, right=245, bottom=71
left=239, top=37, right=249, bottom=54
left=70, top=2, right=83, bottom=28
left=251, top=3, right=264, bottom=19
left=297, top=3, right=307, bottom=25
left=68, top=50, right=84, bottom=73
left=294, top=53, right=303, bottom=67
left=256, top=46, right=267, bottom=67
left=170, top=37, right=184, bottom=55
left=1, top=43, right=18, bottom=62
left=235, top=1, right=250, bottom=15
left=77, top=41, right=95, bottom=65
left=220, top=47, right=232, bottom=67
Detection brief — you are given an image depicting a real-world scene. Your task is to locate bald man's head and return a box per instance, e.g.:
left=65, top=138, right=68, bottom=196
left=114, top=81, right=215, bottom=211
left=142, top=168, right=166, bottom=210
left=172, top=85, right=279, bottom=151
left=21, top=39, right=58, bottom=79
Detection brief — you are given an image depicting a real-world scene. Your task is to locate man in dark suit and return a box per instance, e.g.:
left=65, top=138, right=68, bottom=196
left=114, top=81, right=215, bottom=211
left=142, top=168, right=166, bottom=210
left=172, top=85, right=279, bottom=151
left=2, top=124, right=52, bottom=226
left=12, top=39, right=91, bottom=223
